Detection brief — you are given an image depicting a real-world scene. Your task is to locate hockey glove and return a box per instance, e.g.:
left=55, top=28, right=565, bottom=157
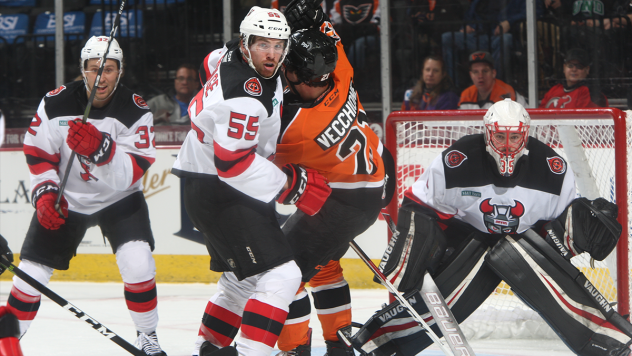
left=544, top=197, right=622, bottom=261
left=276, top=163, right=331, bottom=216
left=32, top=181, right=68, bottom=230
left=67, top=119, right=116, bottom=166
left=0, top=234, right=13, bottom=275
left=284, top=0, right=327, bottom=31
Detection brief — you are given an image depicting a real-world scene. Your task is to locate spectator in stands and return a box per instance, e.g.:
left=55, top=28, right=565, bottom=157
left=401, top=55, right=459, bottom=110
left=540, top=48, right=608, bottom=108
left=441, top=0, right=545, bottom=87
left=147, top=63, right=199, bottom=125
left=458, top=50, right=527, bottom=109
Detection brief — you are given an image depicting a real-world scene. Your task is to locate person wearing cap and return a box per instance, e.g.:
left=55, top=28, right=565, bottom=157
left=458, top=50, right=527, bottom=110
left=7, top=36, right=167, bottom=355
left=539, top=48, right=608, bottom=108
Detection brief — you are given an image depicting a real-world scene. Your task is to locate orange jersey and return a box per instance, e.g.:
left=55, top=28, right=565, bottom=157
left=275, top=24, right=385, bottom=190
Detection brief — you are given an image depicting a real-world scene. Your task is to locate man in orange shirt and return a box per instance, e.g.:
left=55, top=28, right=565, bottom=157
left=273, top=2, right=394, bottom=356
left=458, top=51, right=526, bottom=109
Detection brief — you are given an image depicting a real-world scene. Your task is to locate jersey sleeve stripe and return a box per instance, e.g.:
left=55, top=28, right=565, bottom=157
left=213, top=142, right=256, bottom=178
left=24, top=144, right=60, bottom=174
left=128, top=153, right=154, bottom=186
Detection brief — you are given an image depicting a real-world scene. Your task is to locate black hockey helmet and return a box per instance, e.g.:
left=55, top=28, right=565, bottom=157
left=284, top=29, right=337, bottom=86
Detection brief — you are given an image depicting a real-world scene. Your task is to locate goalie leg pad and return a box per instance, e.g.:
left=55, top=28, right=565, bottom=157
left=353, top=237, right=499, bottom=356
left=377, top=208, right=447, bottom=292
left=485, top=233, right=631, bottom=355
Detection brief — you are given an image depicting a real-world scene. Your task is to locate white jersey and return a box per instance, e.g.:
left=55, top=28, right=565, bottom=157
left=405, top=134, right=577, bottom=236
left=172, top=39, right=286, bottom=203
left=24, top=81, right=155, bottom=215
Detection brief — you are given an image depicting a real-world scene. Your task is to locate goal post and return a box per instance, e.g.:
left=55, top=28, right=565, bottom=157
left=384, top=108, right=631, bottom=337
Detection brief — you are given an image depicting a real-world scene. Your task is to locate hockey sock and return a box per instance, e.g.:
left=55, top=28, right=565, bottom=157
left=6, top=286, right=40, bottom=338
left=277, top=286, right=311, bottom=351
left=239, top=297, right=289, bottom=355
left=310, top=261, right=351, bottom=342
left=124, top=278, right=158, bottom=333
left=199, top=301, right=242, bottom=347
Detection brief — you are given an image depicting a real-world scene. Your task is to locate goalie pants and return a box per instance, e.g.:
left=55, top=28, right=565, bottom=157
left=354, top=226, right=631, bottom=356
left=277, top=187, right=383, bottom=351
left=7, top=192, right=159, bottom=336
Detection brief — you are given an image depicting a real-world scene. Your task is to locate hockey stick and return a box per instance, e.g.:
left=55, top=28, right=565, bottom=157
left=380, top=211, right=476, bottom=355
left=55, top=0, right=127, bottom=215
left=348, top=240, right=454, bottom=356
left=0, top=257, right=145, bottom=356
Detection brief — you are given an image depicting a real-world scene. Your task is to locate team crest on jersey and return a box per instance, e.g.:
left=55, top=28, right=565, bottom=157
left=46, top=85, right=66, bottom=97
left=444, top=150, right=467, bottom=168
left=547, top=156, right=566, bottom=174
left=480, top=198, right=525, bottom=234
left=244, top=77, right=262, bottom=96
left=133, top=94, right=149, bottom=109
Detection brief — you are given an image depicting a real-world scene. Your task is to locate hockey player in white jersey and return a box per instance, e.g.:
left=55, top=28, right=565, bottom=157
left=6, top=36, right=166, bottom=356
left=171, top=6, right=331, bottom=356
left=349, top=99, right=632, bottom=356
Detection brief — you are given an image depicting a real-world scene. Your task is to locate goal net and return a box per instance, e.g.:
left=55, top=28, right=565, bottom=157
left=384, top=108, right=631, bottom=340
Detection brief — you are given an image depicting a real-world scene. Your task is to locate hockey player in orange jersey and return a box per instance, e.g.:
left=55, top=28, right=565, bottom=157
left=273, top=1, right=395, bottom=355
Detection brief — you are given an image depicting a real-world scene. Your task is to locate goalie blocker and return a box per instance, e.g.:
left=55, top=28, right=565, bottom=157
left=350, top=202, right=631, bottom=356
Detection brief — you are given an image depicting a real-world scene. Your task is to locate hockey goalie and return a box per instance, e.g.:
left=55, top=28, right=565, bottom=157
left=349, top=99, right=632, bottom=356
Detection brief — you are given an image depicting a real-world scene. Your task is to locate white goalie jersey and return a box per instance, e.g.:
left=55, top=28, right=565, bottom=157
left=172, top=39, right=287, bottom=203
left=24, top=81, right=156, bottom=215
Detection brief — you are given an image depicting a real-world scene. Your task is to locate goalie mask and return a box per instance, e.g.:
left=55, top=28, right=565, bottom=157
left=483, top=99, right=530, bottom=176
left=80, top=36, right=124, bottom=99
left=284, top=28, right=338, bottom=87
left=240, top=6, right=291, bottom=79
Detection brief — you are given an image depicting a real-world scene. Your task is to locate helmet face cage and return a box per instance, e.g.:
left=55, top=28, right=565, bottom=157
left=239, top=6, right=291, bottom=79
left=80, top=36, right=124, bottom=100
left=483, top=99, right=531, bottom=177
left=485, top=123, right=529, bottom=176
left=284, top=29, right=337, bottom=86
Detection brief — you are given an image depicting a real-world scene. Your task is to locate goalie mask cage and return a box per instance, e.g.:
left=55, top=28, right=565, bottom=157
left=384, top=108, right=631, bottom=340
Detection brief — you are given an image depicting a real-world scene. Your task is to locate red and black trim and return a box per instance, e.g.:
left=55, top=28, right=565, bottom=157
left=89, top=132, right=116, bottom=167
left=24, top=145, right=60, bottom=175
left=213, top=142, right=256, bottom=178
left=128, top=153, right=155, bottom=186
left=6, top=286, right=40, bottom=322
left=124, top=279, right=157, bottom=313
left=199, top=302, right=242, bottom=347
left=241, top=299, right=287, bottom=348
left=30, top=180, right=60, bottom=209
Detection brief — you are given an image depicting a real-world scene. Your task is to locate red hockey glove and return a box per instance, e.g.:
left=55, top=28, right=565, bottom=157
left=276, top=163, right=331, bottom=216
left=67, top=119, right=115, bottom=166
left=32, top=182, right=68, bottom=230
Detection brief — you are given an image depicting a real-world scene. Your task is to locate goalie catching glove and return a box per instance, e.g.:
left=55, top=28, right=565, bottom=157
left=284, top=0, right=328, bottom=31
left=276, top=163, right=331, bottom=216
left=544, top=197, right=622, bottom=261
left=67, top=119, right=116, bottom=166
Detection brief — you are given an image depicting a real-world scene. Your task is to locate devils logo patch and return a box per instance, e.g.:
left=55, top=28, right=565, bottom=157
left=444, top=150, right=467, bottom=168
left=547, top=156, right=566, bottom=174
left=244, top=77, right=262, bottom=96
left=46, top=85, right=66, bottom=97
left=133, top=94, right=149, bottom=109
left=480, top=198, right=525, bottom=234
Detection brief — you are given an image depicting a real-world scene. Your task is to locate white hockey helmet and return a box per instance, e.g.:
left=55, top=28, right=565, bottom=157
left=80, top=36, right=123, bottom=68
left=80, top=36, right=124, bottom=100
left=483, top=98, right=531, bottom=176
left=239, top=6, right=291, bottom=79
